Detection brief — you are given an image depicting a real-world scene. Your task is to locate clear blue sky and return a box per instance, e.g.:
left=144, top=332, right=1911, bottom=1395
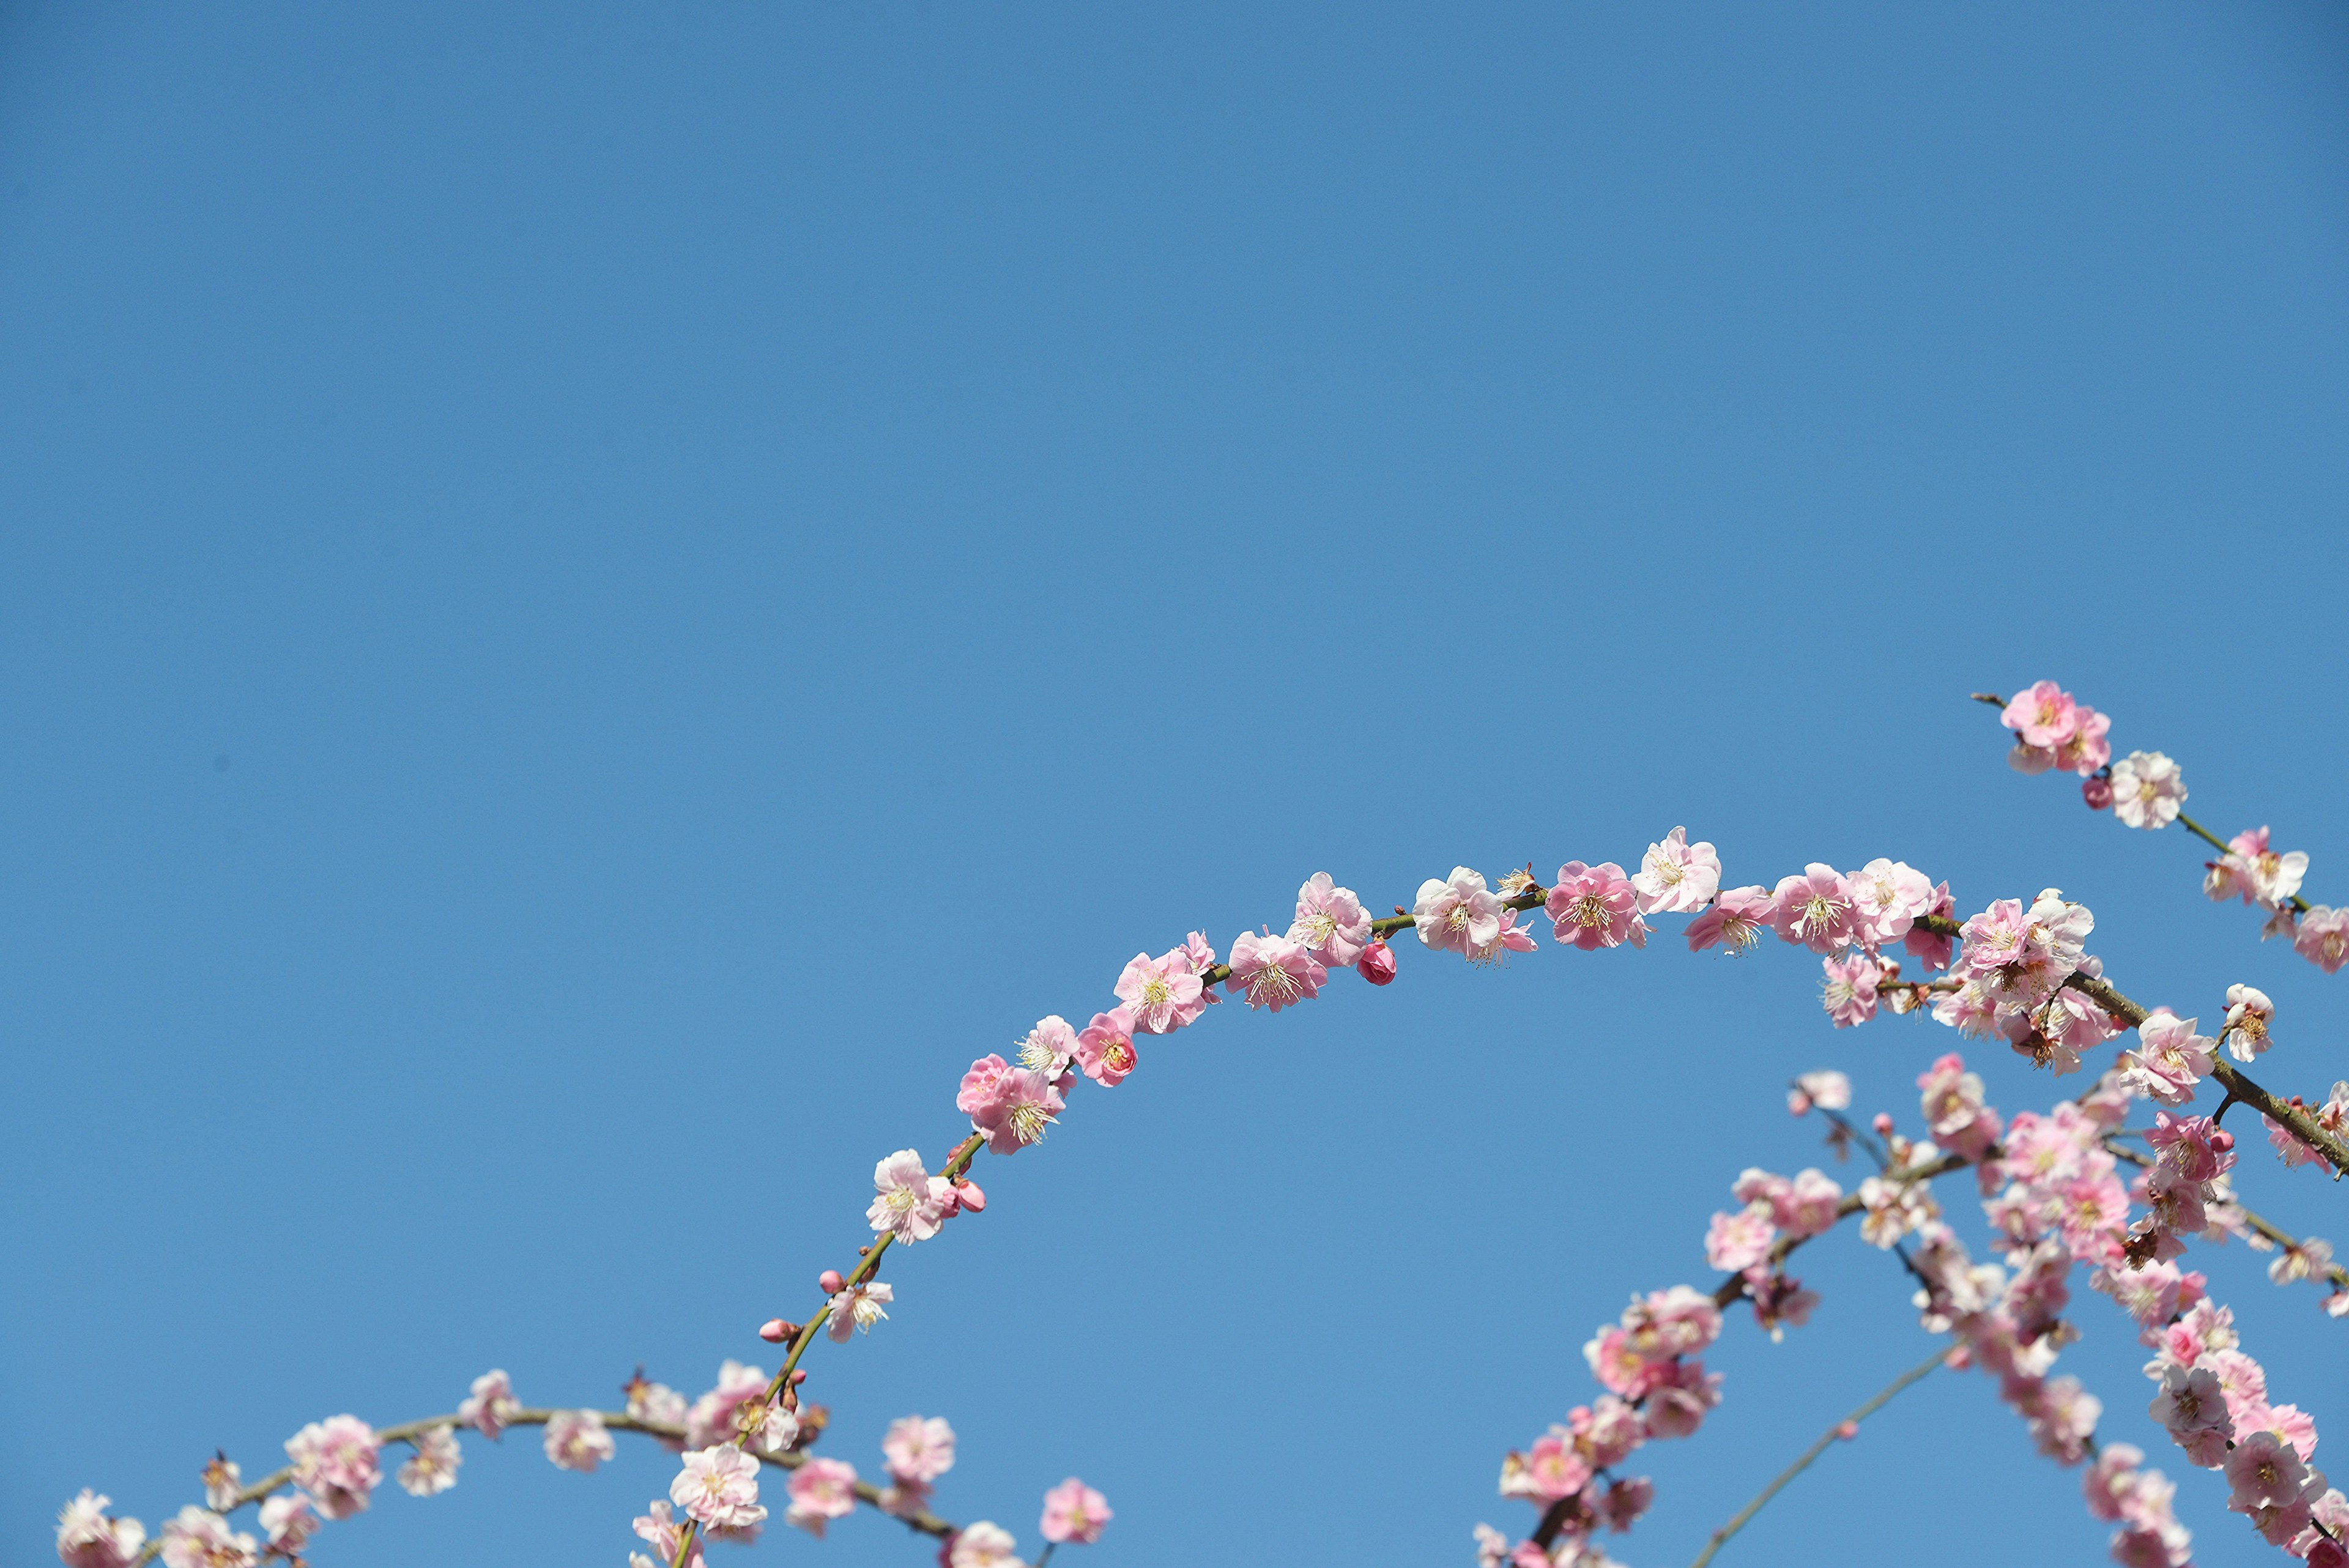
left=5, top=4, right=2348, bottom=1566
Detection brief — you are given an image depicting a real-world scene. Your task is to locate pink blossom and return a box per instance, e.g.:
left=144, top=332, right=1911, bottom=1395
left=1474, top=1523, right=1510, bottom=1568
left=2222, top=984, right=2274, bottom=1062
left=2003, top=680, right=2080, bottom=749
left=2225, top=826, right=2310, bottom=906
left=1545, top=861, right=1647, bottom=951
left=255, top=1495, right=314, bottom=1555
left=2226, top=1430, right=2322, bottom=1538
left=868, top=1149, right=956, bottom=1243
left=2266, top=1083, right=2349, bottom=1169
left=2082, top=775, right=2115, bottom=811
left=2240, top=1403, right=2321, bottom=1463
left=2297, top=907, right=2349, bottom=974
left=199, top=1457, right=239, bottom=1514
left=1468, top=910, right=1541, bottom=966
left=396, top=1424, right=463, bottom=1495
left=2110, top=751, right=2186, bottom=830
left=1181, top=929, right=1218, bottom=979
left=538, top=1410, right=614, bottom=1474
left=826, top=1280, right=894, bottom=1340
left=1357, top=938, right=1397, bottom=984
left=1770, top=864, right=1858, bottom=953
left=1594, top=1476, right=1655, bottom=1533
left=2146, top=1112, right=2234, bottom=1184
left=2057, top=707, right=2113, bottom=775
left=2269, top=1236, right=2337, bottom=1287
left=1704, top=1203, right=1776, bottom=1271
left=56, top=1492, right=144, bottom=1568
left=1112, top=949, right=1206, bottom=1033
left=2120, top=1009, right=2213, bottom=1107
left=1074, top=1009, right=1138, bottom=1086
left=1015, top=1016, right=1079, bottom=1076
left=1631, top=828, right=1721, bottom=915
left=633, top=1499, right=707, bottom=1568
left=1786, top=1070, right=1850, bottom=1116
left=1819, top=953, right=1879, bottom=1027
left=1571, top=1395, right=1648, bottom=1468
left=1413, top=866, right=1504, bottom=955
left=956, top=1055, right=1020, bottom=1123
left=1640, top=1359, right=1723, bottom=1438
left=2083, top=1443, right=2145, bottom=1522
left=784, top=1458, right=858, bottom=1537
left=1687, top=885, right=1774, bottom=954
left=1959, top=897, right=2063, bottom=1009
left=946, top=1522, right=1023, bottom=1568
left=2027, top=1375, right=2101, bottom=1465
left=672, top=1446, right=768, bottom=1531
left=1225, top=929, right=1327, bottom=1011
left=972, top=1067, right=1064, bottom=1154
left=458, top=1369, right=518, bottom=1441
left=1039, top=1477, right=1112, bottom=1545
left=2149, top=1364, right=2234, bottom=1467
left=883, top=1416, right=956, bottom=1484
left=1848, top=858, right=1932, bottom=948
left=687, top=1361, right=796, bottom=1453
left=1903, top=882, right=1956, bottom=970
left=1288, top=872, right=1371, bottom=968
left=284, top=1415, right=381, bottom=1520
left=157, top=1507, right=256, bottom=1568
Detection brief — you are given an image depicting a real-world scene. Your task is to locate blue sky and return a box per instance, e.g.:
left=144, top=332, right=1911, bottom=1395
left=5, top=4, right=2349, bottom=1566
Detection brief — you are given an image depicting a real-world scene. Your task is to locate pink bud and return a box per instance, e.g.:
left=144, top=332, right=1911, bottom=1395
left=789, top=1369, right=807, bottom=1384
left=1786, top=1090, right=1812, bottom=1117
left=954, top=1178, right=986, bottom=1213
left=2210, top=1129, right=2235, bottom=1156
left=759, top=1318, right=789, bottom=1343
left=818, top=1269, right=845, bottom=1295
left=2081, top=775, right=2113, bottom=811
left=1358, top=938, right=1397, bottom=986
left=1871, top=1112, right=1894, bottom=1137
left=1835, top=1421, right=1859, bottom=1441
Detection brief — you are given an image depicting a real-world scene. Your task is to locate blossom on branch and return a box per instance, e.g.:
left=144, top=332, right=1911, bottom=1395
left=157, top=1507, right=257, bottom=1568
left=1225, top=929, right=1327, bottom=1011
left=1546, top=861, right=1647, bottom=951
left=867, top=1149, right=956, bottom=1244
left=2110, top=751, right=2186, bottom=830
left=396, top=1424, right=462, bottom=1495
left=826, top=1279, right=894, bottom=1340
left=784, top=1457, right=858, bottom=1537
left=284, top=1415, right=380, bottom=1520
left=543, top=1410, right=615, bottom=1473
left=670, top=1446, right=767, bottom=1531
left=1039, top=1477, right=1112, bottom=1545
left=56, top=1492, right=144, bottom=1568
left=1630, top=827, right=1719, bottom=916
left=1288, top=872, right=1371, bottom=968
left=458, top=1368, right=519, bottom=1440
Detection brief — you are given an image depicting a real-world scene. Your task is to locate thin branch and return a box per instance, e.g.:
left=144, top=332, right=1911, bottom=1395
left=1685, top=1345, right=1950, bottom=1568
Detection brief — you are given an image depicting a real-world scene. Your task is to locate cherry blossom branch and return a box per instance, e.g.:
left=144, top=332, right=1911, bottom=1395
left=2102, top=1138, right=2349, bottom=1294
left=127, top=1408, right=958, bottom=1567
left=1684, top=1344, right=1950, bottom=1568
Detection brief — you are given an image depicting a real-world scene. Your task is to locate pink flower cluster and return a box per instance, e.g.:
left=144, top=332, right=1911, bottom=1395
left=1485, top=1288, right=1721, bottom=1561
left=2265, top=1082, right=2349, bottom=1177
left=2145, top=1300, right=2336, bottom=1555
left=2003, top=680, right=2115, bottom=781
left=878, top=1414, right=954, bottom=1518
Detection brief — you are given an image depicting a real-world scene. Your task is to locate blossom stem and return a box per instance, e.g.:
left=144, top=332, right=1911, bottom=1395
left=1683, top=1345, right=1950, bottom=1568
left=669, top=1131, right=987, bottom=1568
left=128, top=1408, right=961, bottom=1567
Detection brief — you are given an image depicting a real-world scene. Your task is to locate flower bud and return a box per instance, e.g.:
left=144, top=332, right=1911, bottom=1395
left=1358, top=938, right=1397, bottom=986
left=2081, top=775, right=2113, bottom=811
left=1871, top=1112, right=1894, bottom=1137
left=953, top=1178, right=987, bottom=1213
left=818, top=1269, right=846, bottom=1295
left=759, top=1318, right=791, bottom=1343
left=1835, top=1421, right=1859, bottom=1441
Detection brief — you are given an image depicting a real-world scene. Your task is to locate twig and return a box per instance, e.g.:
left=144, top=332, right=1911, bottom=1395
left=1685, top=1346, right=1948, bottom=1568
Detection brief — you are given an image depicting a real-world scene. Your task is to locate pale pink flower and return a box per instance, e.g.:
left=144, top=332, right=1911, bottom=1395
left=2149, top=1365, right=2234, bottom=1467
left=542, top=1410, right=614, bottom=1473
left=868, top=1149, right=955, bottom=1244
left=1780, top=1169, right=1843, bottom=1236
left=973, top=1067, right=1064, bottom=1154
left=1594, top=1475, right=1655, bottom=1533
left=785, top=1458, right=858, bottom=1537
left=2226, top=1429, right=2320, bottom=1524
left=2297, top=906, right=2349, bottom=974
left=1848, top=858, right=1932, bottom=948
left=2057, top=706, right=2112, bottom=775
left=2003, top=680, right=2080, bottom=749
left=1074, top=1008, right=1138, bottom=1086
left=255, top=1495, right=313, bottom=1555
left=2223, top=984, right=2275, bottom=1062
left=1225, top=929, right=1327, bottom=1011
left=1786, top=1070, right=1850, bottom=1116
left=1639, top=1359, right=1723, bottom=1438
left=458, top=1369, right=519, bottom=1441
left=2010, top=740, right=2057, bottom=773
left=948, top=1522, right=1023, bottom=1568
left=1039, top=1477, right=1111, bottom=1545
left=56, top=1492, right=144, bottom=1568
left=2270, top=1236, right=2336, bottom=1287
left=1474, top=1523, right=1510, bottom=1568
left=827, top=1279, right=894, bottom=1340
left=882, top=1415, right=956, bottom=1484
left=2110, top=751, right=2186, bottom=830
left=1288, top=872, right=1371, bottom=968
left=2241, top=1403, right=2320, bottom=1463
left=2146, top=1111, right=2234, bottom=1184
left=2027, top=1375, right=2101, bottom=1465
left=1704, top=1203, right=1776, bottom=1271
left=1015, top=1016, right=1079, bottom=1076
left=1546, top=861, right=1647, bottom=951
left=2083, top=1443, right=2146, bottom=1522
left=686, top=1361, right=795, bottom=1452
left=157, top=1507, right=256, bottom=1568
left=1631, top=828, right=1721, bottom=915
left=1770, top=864, right=1858, bottom=953
left=397, top=1424, right=463, bottom=1495
left=199, top=1457, right=240, bottom=1514
left=633, top=1499, right=705, bottom=1568
left=1687, top=885, right=1774, bottom=954
left=2120, top=1010, right=2213, bottom=1107
left=957, top=1054, right=1020, bottom=1123
left=1819, top=953, right=1879, bottom=1027
left=1857, top=1176, right=1937, bottom=1249
left=2225, top=826, right=2310, bottom=906
left=1958, top=897, right=2061, bottom=1009
left=1903, top=882, right=1956, bottom=970
left=284, top=1415, right=381, bottom=1520
left=1413, top=867, right=1503, bottom=955
left=1468, top=910, right=1540, bottom=967
left=1112, top=950, right=1206, bottom=1033
left=1181, top=929, right=1219, bottom=980
left=671, top=1446, right=768, bottom=1531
